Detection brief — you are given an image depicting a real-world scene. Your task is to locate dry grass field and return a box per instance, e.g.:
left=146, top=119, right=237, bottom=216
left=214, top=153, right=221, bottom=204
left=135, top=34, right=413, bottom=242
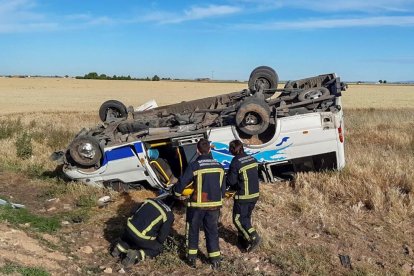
left=0, top=78, right=413, bottom=275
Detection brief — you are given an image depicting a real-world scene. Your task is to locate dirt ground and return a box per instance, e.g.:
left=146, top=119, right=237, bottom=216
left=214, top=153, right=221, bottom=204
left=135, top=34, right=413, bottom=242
left=1, top=169, right=413, bottom=275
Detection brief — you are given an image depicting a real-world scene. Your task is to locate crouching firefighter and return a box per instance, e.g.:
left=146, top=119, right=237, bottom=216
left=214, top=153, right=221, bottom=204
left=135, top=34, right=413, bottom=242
left=173, top=138, right=226, bottom=269
left=226, top=140, right=261, bottom=252
left=111, top=197, right=174, bottom=267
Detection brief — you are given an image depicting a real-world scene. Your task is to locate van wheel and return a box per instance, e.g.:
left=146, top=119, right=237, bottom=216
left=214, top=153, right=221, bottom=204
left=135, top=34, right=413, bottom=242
left=298, top=87, right=330, bottom=101
left=248, top=66, right=279, bottom=98
left=236, top=98, right=271, bottom=135
left=99, top=100, right=127, bottom=122
left=69, top=136, right=102, bottom=167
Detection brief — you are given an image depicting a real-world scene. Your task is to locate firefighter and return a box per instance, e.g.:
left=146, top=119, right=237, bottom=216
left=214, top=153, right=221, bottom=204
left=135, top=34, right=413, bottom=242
left=111, top=197, right=174, bottom=267
left=173, top=138, right=226, bottom=269
left=226, top=139, right=261, bottom=252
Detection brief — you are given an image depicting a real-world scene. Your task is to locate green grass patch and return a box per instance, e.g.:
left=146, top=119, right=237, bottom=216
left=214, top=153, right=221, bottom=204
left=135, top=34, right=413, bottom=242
left=0, top=262, right=50, bottom=276
left=0, top=205, right=60, bottom=233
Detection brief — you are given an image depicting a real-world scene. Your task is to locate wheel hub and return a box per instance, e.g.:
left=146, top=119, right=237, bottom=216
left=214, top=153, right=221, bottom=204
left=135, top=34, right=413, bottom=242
left=79, top=143, right=96, bottom=159
left=245, top=113, right=259, bottom=125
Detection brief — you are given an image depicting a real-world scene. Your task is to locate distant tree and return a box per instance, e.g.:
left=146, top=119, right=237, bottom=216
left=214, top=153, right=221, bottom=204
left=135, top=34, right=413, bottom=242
left=146, top=77, right=150, bottom=81
left=65, top=75, right=69, bottom=78
left=152, top=75, right=160, bottom=81
left=383, top=80, right=387, bottom=83
left=85, top=72, right=98, bottom=79
left=379, top=80, right=383, bottom=83
left=99, top=74, right=107, bottom=79
left=113, top=75, right=117, bottom=80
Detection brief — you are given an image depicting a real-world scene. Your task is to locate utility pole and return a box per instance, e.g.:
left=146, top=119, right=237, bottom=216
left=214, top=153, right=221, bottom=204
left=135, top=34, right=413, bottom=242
left=211, top=70, right=214, bottom=80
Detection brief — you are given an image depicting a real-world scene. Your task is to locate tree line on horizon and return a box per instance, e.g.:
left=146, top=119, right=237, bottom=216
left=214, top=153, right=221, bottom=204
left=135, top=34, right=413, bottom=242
left=75, top=72, right=170, bottom=81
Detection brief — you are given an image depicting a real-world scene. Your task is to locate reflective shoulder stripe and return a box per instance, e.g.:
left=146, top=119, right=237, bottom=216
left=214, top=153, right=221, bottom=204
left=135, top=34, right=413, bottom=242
left=193, top=168, right=224, bottom=176
left=142, top=215, right=163, bottom=236
left=146, top=199, right=167, bottom=222
left=235, top=192, right=260, bottom=200
left=127, top=218, right=156, bottom=240
left=239, top=162, right=258, bottom=173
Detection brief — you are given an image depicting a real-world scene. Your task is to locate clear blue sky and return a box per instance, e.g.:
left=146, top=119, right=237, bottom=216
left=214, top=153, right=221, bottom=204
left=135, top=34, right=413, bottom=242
left=0, top=0, right=413, bottom=81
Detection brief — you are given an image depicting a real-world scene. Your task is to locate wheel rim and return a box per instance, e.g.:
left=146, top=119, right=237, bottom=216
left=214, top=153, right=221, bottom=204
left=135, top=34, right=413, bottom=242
left=243, top=112, right=262, bottom=127
left=78, top=142, right=96, bottom=160
left=255, top=77, right=271, bottom=91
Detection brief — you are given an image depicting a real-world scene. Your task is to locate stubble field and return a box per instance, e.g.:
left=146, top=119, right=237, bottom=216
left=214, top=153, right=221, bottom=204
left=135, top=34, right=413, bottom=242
left=0, top=78, right=413, bottom=275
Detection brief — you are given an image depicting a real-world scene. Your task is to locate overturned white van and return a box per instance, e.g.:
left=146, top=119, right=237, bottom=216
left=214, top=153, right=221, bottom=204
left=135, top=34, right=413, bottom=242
left=52, top=66, right=346, bottom=190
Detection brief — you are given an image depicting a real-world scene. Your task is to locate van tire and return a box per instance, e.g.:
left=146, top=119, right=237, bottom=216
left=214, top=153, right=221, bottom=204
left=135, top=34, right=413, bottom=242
left=99, top=100, right=128, bottom=122
left=236, top=98, right=271, bottom=135
left=69, top=136, right=102, bottom=167
left=248, top=66, right=279, bottom=98
left=298, top=87, right=330, bottom=101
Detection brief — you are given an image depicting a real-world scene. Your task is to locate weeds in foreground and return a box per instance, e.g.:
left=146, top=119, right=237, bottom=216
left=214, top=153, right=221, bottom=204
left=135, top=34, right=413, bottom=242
left=0, top=205, right=61, bottom=233
left=269, top=246, right=334, bottom=275
left=15, top=131, right=33, bottom=159
left=0, top=262, right=50, bottom=276
left=0, top=118, right=23, bottom=139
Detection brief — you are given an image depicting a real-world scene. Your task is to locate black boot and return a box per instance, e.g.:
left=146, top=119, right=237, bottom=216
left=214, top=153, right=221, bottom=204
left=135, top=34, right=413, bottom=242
left=187, top=257, right=197, bottom=268
left=121, top=249, right=139, bottom=268
left=210, top=259, right=221, bottom=270
left=237, top=235, right=249, bottom=251
left=110, top=246, right=121, bottom=258
left=247, top=233, right=261, bottom=252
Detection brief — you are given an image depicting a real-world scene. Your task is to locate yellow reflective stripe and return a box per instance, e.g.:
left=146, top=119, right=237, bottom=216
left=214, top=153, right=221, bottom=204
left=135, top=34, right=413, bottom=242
left=139, top=249, right=146, bottom=260
left=239, top=163, right=258, bottom=174
left=208, top=251, right=221, bottom=258
left=243, top=169, right=249, bottom=195
left=146, top=199, right=167, bottom=222
left=150, top=160, right=170, bottom=184
left=248, top=228, right=256, bottom=234
left=177, top=148, right=183, bottom=175
left=197, top=172, right=202, bottom=203
left=188, top=249, right=198, bottom=255
left=116, top=243, right=127, bottom=253
left=235, top=214, right=250, bottom=240
left=193, top=168, right=225, bottom=176
left=235, top=193, right=260, bottom=200
left=239, top=163, right=257, bottom=197
left=188, top=201, right=222, bottom=208
left=127, top=218, right=156, bottom=240
left=142, top=215, right=163, bottom=235
left=193, top=168, right=225, bottom=204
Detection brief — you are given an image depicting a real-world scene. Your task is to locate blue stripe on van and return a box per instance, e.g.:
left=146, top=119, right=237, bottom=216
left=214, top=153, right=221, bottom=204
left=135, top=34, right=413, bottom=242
left=134, top=142, right=143, bottom=153
left=102, top=147, right=135, bottom=166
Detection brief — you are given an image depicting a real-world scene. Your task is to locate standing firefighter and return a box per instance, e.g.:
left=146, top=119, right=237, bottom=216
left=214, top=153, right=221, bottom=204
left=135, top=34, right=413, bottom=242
left=111, top=197, right=174, bottom=267
left=226, top=140, right=261, bottom=252
left=173, top=138, right=226, bottom=269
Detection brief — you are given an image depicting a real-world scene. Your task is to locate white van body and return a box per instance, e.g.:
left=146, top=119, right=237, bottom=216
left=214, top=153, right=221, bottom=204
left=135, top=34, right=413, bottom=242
left=59, top=70, right=346, bottom=190
left=63, top=99, right=344, bottom=189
